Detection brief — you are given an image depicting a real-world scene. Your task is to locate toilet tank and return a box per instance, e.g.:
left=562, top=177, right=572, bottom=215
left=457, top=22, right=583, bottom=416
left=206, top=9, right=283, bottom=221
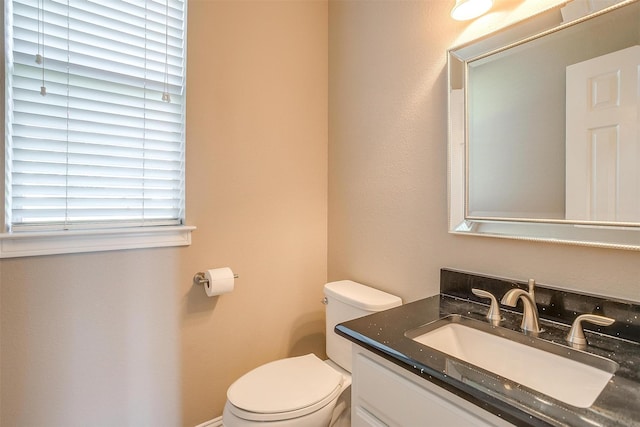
left=324, top=280, right=402, bottom=372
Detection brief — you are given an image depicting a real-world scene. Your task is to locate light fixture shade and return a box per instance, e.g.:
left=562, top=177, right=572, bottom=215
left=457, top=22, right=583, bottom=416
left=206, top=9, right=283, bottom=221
left=451, top=0, right=494, bottom=21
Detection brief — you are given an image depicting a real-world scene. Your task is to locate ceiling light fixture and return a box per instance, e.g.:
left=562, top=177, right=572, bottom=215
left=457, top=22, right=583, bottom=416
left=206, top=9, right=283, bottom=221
left=450, top=0, right=494, bottom=21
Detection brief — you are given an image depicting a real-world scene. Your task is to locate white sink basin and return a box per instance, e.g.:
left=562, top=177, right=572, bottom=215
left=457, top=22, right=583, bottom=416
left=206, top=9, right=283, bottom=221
left=406, top=316, right=618, bottom=408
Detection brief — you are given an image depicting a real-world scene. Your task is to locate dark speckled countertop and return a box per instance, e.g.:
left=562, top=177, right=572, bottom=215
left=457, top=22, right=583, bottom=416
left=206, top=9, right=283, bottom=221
left=336, top=269, right=640, bottom=427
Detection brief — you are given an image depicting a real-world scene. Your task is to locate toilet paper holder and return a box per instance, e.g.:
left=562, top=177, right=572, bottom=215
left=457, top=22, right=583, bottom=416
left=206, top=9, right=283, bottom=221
left=193, top=271, right=239, bottom=286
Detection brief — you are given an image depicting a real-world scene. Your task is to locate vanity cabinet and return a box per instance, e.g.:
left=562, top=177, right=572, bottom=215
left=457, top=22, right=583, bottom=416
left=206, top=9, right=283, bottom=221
left=351, top=346, right=512, bottom=427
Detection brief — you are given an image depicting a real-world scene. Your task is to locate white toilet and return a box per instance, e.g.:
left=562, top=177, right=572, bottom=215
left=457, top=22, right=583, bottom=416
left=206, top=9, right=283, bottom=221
left=222, top=280, right=402, bottom=427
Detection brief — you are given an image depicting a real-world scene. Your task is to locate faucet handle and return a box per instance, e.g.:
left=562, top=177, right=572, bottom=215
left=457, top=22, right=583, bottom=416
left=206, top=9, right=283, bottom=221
left=472, top=288, right=501, bottom=325
left=566, top=314, right=615, bottom=350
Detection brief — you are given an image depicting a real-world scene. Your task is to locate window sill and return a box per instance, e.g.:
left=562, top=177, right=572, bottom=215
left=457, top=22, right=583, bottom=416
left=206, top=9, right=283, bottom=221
left=0, top=225, right=195, bottom=258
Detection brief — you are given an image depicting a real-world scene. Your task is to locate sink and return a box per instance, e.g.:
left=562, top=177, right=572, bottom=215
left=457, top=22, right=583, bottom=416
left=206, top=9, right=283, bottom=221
left=405, top=315, right=618, bottom=408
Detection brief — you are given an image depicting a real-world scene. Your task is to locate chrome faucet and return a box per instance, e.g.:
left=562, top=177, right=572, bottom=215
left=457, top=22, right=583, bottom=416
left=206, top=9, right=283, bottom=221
left=501, top=279, right=541, bottom=334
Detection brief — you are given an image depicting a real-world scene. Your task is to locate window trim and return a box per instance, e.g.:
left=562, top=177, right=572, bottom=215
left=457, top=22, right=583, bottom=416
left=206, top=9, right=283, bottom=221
left=0, top=225, right=194, bottom=258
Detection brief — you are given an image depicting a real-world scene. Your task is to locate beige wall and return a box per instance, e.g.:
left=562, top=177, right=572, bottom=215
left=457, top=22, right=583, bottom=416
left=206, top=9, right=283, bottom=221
left=182, top=1, right=328, bottom=424
left=0, top=1, right=328, bottom=426
left=328, top=0, right=640, bottom=304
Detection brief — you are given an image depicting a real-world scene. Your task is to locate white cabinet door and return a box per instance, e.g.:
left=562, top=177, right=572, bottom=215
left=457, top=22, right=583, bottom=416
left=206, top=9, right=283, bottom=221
left=351, top=347, right=513, bottom=427
left=566, top=45, right=640, bottom=222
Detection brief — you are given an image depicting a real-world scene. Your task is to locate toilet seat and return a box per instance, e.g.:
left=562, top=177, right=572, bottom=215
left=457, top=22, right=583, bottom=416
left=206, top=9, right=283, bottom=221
left=226, top=354, right=344, bottom=422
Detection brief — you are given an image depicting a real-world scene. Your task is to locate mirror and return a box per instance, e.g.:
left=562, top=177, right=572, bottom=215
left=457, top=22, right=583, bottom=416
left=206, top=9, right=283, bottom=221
left=448, top=0, right=640, bottom=250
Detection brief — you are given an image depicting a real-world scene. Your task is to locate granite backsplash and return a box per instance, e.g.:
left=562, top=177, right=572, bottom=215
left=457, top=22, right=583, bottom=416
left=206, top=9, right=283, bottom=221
left=440, top=268, right=640, bottom=344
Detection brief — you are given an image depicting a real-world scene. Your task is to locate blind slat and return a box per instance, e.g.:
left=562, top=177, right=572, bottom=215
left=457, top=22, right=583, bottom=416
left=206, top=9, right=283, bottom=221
left=7, top=0, right=186, bottom=230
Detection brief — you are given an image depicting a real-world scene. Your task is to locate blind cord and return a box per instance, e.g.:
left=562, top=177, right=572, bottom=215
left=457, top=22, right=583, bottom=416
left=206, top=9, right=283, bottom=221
left=143, top=0, right=149, bottom=223
left=64, top=0, right=70, bottom=228
left=36, top=0, right=46, bottom=95
left=162, top=0, right=171, bottom=103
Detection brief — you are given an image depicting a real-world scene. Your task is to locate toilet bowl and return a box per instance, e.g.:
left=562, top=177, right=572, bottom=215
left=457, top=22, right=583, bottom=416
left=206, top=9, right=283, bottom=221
left=222, top=281, right=402, bottom=427
left=223, top=355, right=351, bottom=427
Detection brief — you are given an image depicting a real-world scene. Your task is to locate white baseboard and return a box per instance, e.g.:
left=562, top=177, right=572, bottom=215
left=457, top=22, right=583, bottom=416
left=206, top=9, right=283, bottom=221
left=194, top=415, right=222, bottom=427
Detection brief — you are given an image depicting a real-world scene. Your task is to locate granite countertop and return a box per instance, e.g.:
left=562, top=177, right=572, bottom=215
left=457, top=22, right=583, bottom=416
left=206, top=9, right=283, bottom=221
left=336, top=269, right=640, bottom=427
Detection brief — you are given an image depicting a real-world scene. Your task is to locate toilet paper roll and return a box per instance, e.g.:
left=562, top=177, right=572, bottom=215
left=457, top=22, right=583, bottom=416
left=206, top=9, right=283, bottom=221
left=204, top=267, right=235, bottom=297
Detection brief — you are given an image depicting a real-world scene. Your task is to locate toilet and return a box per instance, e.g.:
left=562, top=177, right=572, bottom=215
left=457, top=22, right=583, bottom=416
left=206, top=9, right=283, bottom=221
left=222, top=280, right=402, bottom=427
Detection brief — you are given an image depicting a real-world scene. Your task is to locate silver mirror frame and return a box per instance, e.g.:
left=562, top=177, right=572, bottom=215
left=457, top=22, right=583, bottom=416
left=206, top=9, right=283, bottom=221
left=448, top=0, right=640, bottom=251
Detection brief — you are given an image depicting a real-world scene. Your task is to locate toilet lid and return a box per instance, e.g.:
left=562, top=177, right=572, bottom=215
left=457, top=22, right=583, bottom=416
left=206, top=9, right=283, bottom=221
left=227, top=354, right=343, bottom=415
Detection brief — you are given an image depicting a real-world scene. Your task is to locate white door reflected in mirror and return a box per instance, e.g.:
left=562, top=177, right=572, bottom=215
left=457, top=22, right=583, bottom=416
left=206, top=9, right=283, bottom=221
left=566, top=45, right=640, bottom=222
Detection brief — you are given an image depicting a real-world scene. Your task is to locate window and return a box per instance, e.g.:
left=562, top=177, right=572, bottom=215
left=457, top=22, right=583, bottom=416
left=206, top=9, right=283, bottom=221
left=2, top=0, right=192, bottom=257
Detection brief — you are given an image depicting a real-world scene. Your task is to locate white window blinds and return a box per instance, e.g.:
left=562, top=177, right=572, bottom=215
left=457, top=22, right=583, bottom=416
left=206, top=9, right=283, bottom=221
left=5, top=0, right=186, bottom=232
